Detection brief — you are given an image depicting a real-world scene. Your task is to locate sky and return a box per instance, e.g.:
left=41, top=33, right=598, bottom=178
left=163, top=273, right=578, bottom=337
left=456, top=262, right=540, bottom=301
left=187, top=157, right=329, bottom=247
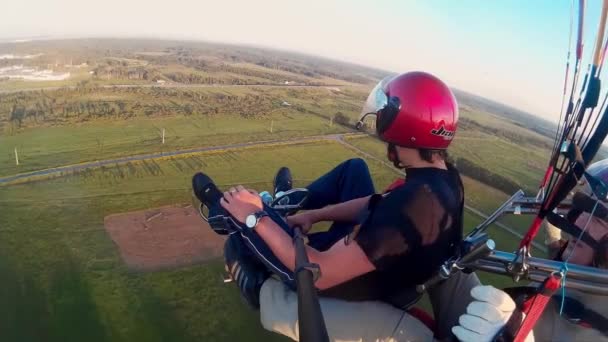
left=2, top=0, right=606, bottom=122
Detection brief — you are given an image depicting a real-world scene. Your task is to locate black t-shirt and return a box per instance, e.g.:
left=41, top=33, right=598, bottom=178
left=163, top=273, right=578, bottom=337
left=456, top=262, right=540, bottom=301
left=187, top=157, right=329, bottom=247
left=320, top=163, right=464, bottom=308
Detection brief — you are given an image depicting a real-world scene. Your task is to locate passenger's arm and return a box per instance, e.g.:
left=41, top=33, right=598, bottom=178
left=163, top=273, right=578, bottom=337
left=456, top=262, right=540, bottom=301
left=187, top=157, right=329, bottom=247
left=543, top=220, right=567, bottom=259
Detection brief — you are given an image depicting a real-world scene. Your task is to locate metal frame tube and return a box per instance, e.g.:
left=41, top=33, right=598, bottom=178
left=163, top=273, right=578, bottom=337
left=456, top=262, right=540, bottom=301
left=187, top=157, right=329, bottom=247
left=463, top=250, right=608, bottom=295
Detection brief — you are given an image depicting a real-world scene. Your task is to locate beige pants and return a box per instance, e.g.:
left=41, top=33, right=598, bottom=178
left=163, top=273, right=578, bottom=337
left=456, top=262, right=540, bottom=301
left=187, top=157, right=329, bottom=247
left=259, top=272, right=480, bottom=342
left=260, top=278, right=434, bottom=342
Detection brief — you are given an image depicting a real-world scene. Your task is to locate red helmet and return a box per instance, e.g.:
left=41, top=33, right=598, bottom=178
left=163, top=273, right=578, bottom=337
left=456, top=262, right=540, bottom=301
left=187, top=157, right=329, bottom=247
left=357, top=71, right=459, bottom=149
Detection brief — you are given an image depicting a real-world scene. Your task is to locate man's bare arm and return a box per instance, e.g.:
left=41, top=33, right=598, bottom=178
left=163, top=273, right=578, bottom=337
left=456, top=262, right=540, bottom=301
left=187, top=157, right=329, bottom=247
left=298, top=195, right=372, bottom=225
left=255, top=215, right=375, bottom=290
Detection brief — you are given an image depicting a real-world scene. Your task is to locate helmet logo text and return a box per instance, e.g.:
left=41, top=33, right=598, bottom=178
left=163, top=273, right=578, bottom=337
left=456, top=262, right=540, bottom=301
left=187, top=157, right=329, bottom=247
left=430, top=126, right=455, bottom=140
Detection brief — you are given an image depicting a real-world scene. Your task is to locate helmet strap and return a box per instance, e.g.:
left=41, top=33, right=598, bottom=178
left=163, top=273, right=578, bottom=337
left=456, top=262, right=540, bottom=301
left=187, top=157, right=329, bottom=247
left=387, top=143, right=404, bottom=169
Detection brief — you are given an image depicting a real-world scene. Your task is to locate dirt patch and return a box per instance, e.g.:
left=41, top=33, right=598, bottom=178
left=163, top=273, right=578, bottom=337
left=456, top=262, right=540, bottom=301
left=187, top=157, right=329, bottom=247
left=104, top=205, right=226, bottom=271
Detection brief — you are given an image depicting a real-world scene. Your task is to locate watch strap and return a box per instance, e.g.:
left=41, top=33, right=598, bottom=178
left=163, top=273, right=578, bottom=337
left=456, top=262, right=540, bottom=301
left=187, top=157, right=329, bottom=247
left=254, top=211, right=269, bottom=220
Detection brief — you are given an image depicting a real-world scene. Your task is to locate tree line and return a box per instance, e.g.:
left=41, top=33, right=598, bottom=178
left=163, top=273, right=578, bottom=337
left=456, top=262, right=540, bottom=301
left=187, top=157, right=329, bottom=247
left=453, top=157, right=534, bottom=195
left=459, top=117, right=552, bottom=151
left=1, top=87, right=337, bottom=131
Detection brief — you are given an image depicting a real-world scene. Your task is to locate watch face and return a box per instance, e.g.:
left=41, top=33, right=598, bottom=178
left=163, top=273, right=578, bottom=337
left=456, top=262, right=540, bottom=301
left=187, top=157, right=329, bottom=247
left=246, top=214, right=257, bottom=228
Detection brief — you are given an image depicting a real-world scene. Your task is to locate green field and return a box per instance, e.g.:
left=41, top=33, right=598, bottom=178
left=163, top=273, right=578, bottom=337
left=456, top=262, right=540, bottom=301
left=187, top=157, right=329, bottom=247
left=0, top=111, right=346, bottom=177
left=0, top=86, right=367, bottom=177
left=0, top=38, right=564, bottom=341
left=0, top=142, right=393, bottom=342
left=0, top=140, right=531, bottom=341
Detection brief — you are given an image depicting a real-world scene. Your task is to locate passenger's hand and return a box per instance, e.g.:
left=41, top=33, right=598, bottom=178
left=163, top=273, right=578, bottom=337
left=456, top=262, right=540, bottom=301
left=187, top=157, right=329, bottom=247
left=286, top=212, right=316, bottom=233
left=452, top=285, right=534, bottom=342
left=220, top=185, right=263, bottom=224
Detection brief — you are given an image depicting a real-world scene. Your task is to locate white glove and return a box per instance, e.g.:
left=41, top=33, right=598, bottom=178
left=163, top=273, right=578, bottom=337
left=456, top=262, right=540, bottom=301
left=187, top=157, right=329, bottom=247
left=452, top=285, right=534, bottom=342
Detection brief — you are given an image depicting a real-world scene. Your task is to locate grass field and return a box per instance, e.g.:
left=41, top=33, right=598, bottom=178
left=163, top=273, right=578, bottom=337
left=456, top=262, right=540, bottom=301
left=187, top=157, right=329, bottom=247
left=0, top=142, right=394, bottom=342
left=0, top=112, right=346, bottom=177
left=0, top=86, right=364, bottom=177
left=0, top=140, right=532, bottom=342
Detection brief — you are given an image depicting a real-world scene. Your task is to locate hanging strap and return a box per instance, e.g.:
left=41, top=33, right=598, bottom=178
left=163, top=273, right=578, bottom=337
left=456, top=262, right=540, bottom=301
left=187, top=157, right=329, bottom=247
left=551, top=296, right=608, bottom=336
left=514, top=274, right=563, bottom=342
left=546, top=212, right=600, bottom=248
left=494, top=274, right=563, bottom=341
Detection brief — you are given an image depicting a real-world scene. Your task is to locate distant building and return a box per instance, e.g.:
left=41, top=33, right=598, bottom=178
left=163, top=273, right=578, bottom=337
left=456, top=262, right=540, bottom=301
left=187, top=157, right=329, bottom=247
left=284, top=81, right=290, bottom=85
left=0, top=65, right=70, bottom=81
left=0, top=53, right=42, bottom=60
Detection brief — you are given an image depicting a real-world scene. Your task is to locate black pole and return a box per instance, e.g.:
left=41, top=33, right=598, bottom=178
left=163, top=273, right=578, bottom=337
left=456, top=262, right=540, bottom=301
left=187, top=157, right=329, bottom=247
left=293, top=226, right=330, bottom=342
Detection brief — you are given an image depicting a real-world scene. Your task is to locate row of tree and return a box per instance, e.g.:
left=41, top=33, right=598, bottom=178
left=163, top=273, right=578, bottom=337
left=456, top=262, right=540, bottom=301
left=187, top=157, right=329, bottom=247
left=1, top=88, right=313, bottom=129
left=459, top=117, right=552, bottom=150
left=454, top=157, right=531, bottom=195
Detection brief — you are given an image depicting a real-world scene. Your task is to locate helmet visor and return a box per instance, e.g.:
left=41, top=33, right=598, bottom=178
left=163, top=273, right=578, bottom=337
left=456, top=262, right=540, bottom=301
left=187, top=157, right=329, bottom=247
left=356, top=76, right=393, bottom=130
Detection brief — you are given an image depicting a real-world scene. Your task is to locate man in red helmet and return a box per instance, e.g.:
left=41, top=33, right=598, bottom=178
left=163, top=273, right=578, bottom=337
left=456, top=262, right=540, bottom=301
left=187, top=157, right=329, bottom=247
left=218, top=71, right=475, bottom=339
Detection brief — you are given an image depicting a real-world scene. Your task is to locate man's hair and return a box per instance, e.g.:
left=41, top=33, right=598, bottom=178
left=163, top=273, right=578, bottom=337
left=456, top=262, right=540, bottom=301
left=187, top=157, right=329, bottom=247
left=418, top=149, right=449, bottom=163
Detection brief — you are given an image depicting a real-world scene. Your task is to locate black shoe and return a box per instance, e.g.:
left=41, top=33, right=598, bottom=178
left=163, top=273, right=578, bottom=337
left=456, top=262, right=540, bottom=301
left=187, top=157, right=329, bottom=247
left=224, top=235, right=270, bottom=310
left=273, top=167, right=293, bottom=196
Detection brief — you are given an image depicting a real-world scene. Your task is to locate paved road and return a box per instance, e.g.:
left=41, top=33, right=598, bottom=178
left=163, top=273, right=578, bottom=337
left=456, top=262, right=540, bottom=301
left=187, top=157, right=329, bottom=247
left=0, top=82, right=348, bottom=94
left=0, top=133, right=359, bottom=184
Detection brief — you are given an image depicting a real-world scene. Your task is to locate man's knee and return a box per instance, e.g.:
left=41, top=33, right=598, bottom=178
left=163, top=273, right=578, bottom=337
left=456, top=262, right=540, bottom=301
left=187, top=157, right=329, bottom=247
left=345, top=158, right=370, bottom=176
left=347, top=157, right=368, bottom=169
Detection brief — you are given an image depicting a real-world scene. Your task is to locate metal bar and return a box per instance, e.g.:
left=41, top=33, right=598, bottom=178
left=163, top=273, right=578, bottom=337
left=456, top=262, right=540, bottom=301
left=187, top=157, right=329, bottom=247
left=462, top=250, right=608, bottom=295
left=467, top=190, right=525, bottom=238
left=502, top=197, right=572, bottom=215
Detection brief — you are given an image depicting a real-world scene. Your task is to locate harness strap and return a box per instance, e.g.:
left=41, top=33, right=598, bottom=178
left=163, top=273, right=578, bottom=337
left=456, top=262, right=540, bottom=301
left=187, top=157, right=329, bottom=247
left=572, top=191, right=608, bottom=219
left=519, top=216, right=544, bottom=250
left=546, top=212, right=599, bottom=248
left=514, top=274, right=562, bottom=342
left=551, top=296, right=608, bottom=336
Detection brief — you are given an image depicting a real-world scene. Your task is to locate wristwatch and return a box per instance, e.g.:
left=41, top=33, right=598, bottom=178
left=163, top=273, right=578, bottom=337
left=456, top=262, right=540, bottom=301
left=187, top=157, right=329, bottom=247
left=245, top=210, right=269, bottom=229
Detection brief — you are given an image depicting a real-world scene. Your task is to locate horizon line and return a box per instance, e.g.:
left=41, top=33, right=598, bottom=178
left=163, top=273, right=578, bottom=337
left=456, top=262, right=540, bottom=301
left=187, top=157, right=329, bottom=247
left=0, top=34, right=555, bottom=125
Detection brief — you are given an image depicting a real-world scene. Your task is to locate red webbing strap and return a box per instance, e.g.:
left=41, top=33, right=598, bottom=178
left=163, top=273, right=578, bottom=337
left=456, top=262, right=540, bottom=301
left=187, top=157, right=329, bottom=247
left=519, top=216, right=543, bottom=249
left=514, top=274, right=562, bottom=342
left=540, top=166, right=554, bottom=189
left=518, top=165, right=553, bottom=250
